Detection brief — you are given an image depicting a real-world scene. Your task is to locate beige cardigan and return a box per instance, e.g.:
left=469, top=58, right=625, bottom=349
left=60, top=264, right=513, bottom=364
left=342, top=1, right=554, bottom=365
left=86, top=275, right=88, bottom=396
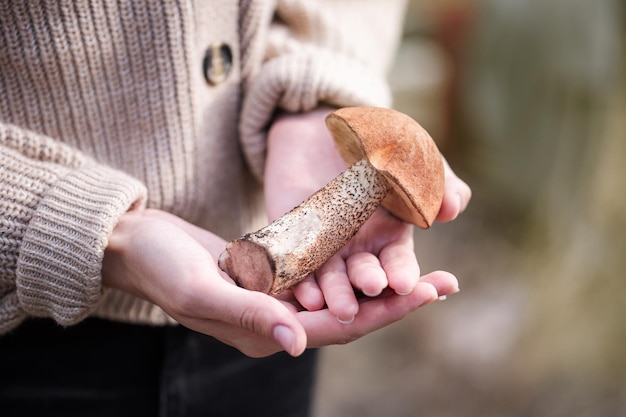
left=0, top=0, right=407, bottom=333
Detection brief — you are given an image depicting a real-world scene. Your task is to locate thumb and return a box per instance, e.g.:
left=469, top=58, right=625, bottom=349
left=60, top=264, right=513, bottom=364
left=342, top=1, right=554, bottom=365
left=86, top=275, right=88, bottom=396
left=220, top=285, right=308, bottom=357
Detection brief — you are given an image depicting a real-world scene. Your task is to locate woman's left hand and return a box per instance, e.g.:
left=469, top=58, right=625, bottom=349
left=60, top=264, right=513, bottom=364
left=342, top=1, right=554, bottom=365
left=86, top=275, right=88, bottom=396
left=265, top=107, right=471, bottom=323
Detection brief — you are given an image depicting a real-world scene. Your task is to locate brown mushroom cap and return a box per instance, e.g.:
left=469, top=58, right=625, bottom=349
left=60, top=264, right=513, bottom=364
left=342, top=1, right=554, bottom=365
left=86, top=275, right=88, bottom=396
left=325, top=106, right=444, bottom=228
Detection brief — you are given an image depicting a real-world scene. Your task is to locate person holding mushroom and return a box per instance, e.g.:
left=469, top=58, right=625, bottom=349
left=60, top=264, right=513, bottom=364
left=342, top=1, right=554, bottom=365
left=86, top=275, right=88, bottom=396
left=0, top=1, right=471, bottom=416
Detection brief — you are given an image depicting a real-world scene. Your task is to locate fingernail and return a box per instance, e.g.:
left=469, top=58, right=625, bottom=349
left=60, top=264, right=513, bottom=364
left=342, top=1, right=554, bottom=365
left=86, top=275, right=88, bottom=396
left=273, top=325, right=295, bottom=353
left=362, top=289, right=382, bottom=297
left=439, top=287, right=460, bottom=300
left=395, top=287, right=413, bottom=296
left=337, top=315, right=355, bottom=324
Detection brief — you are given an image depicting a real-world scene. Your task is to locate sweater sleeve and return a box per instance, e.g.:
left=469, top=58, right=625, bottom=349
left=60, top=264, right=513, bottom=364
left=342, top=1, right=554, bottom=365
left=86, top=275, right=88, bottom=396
left=240, top=0, right=408, bottom=181
left=0, top=124, right=147, bottom=334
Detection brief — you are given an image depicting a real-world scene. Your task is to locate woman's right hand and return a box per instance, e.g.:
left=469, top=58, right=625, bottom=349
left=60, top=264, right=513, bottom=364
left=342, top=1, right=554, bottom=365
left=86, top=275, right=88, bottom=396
left=102, top=208, right=308, bottom=357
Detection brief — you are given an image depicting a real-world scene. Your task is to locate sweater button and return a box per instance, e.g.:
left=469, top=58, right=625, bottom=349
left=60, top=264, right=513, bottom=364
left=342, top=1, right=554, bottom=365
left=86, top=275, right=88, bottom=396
left=203, top=42, right=232, bottom=85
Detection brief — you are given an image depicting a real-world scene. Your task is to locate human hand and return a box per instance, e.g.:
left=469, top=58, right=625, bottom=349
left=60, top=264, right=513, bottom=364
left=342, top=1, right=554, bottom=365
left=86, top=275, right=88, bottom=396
left=265, top=108, right=471, bottom=322
left=102, top=208, right=308, bottom=357
left=102, top=208, right=457, bottom=357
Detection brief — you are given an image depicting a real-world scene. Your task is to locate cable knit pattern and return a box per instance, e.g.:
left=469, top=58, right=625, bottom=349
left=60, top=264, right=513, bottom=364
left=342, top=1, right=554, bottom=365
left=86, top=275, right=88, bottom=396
left=0, top=0, right=407, bottom=332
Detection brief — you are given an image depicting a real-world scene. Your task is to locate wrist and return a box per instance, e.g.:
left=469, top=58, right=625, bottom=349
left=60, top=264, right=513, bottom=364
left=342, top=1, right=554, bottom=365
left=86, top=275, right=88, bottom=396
left=101, top=210, right=141, bottom=295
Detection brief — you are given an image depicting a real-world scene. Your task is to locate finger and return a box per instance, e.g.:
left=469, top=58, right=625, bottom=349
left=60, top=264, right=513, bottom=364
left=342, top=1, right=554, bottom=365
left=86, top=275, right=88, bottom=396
left=292, top=274, right=325, bottom=311
left=379, top=238, right=420, bottom=295
left=186, top=317, right=284, bottom=358
left=346, top=252, right=388, bottom=297
left=298, top=281, right=441, bottom=348
left=317, top=254, right=359, bottom=323
left=418, top=270, right=460, bottom=297
left=437, top=158, right=472, bottom=222
left=206, top=284, right=308, bottom=357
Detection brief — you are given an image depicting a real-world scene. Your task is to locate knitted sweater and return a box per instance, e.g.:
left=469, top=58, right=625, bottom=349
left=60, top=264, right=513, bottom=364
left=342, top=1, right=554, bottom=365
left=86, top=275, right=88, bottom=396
left=0, top=0, right=407, bottom=333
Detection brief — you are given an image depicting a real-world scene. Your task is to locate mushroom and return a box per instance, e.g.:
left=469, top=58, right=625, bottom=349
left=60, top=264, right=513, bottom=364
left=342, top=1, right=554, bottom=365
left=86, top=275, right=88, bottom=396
left=218, top=106, right=445, bottom=295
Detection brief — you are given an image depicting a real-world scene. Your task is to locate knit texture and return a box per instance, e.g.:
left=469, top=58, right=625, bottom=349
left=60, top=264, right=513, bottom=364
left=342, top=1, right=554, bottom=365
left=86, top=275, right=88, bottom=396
left=241, top=49, right=393, bottom=180
left=0, top=0, right=406, bottom=332
left=0, top=125, right=147, bottom=332
left=241, top=0, right=407, bottom=180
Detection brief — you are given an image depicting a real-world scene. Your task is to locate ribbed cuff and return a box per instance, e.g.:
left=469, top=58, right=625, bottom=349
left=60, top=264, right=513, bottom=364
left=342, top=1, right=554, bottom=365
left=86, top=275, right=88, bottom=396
left=16, top=163, right=147, bottom=326
left=0, top=292, right=27, bottom=334
left=240, top=49, right=392, bottom=182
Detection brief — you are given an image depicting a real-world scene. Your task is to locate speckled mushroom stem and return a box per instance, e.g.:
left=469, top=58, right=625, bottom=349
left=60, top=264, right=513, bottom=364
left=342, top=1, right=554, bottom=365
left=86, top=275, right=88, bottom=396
left=218, top=158, right=390, bottom=295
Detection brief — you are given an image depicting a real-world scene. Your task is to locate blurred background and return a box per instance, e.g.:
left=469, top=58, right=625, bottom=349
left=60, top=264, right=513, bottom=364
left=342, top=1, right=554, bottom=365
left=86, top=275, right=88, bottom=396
left=313, top=0, right=626, bottom=416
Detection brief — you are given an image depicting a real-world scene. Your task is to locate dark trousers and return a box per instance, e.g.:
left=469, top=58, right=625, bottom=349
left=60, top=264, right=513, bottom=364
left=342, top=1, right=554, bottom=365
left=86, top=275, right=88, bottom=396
left=0, top=318, right=318, bottom=417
